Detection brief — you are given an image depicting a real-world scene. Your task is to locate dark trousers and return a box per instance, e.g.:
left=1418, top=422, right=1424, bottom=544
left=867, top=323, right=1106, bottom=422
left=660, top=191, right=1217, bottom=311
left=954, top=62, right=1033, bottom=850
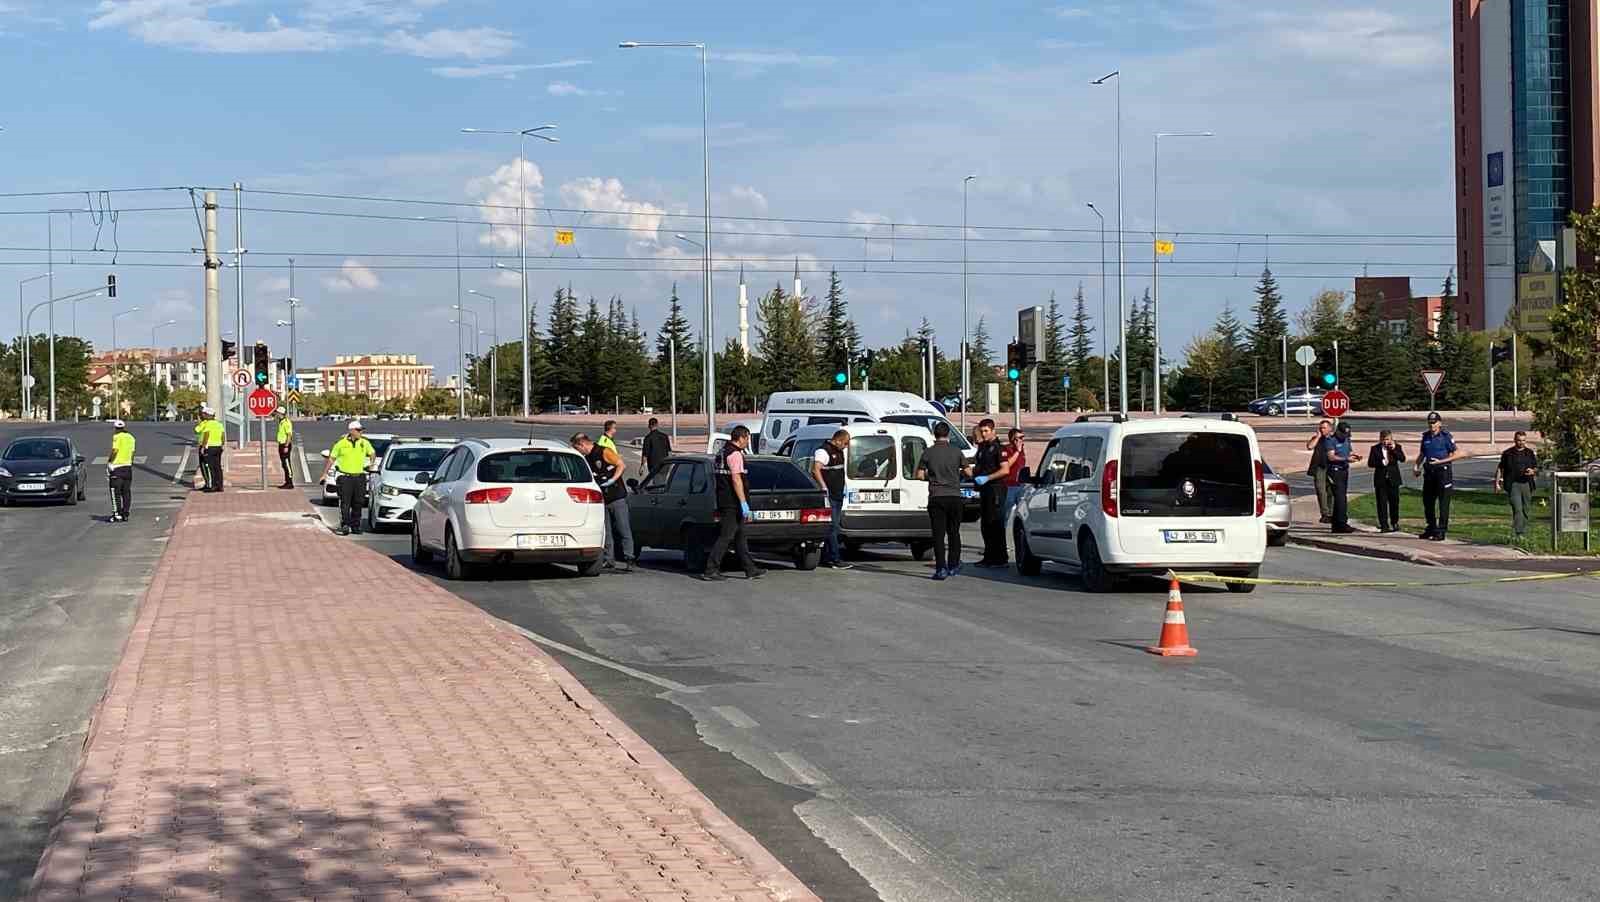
left=1374, top=475, right=1402, bottom=530
left=278, top=443, right=293, bottom=486
left=1423, top=465, right=1453, bottom=535
left=706, top=503, right=757, bottom=575
left=109, top=467, right=132, bottom=519
left=337, top=473, right=365, bottom=530
left=928, top=496, right=964, bottom=571
left=201, top=447, right=224, bottom=491
left=1328, top=465, right=1350, bottom=529
left=823, top=493, right=844, bottom=564
left=979, top=483, right=1007, bottom=563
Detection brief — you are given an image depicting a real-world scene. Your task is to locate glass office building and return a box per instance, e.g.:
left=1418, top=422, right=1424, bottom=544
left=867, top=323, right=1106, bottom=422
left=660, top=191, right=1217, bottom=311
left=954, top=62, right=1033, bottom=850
left=1511, top=0, right=1571, bottom=270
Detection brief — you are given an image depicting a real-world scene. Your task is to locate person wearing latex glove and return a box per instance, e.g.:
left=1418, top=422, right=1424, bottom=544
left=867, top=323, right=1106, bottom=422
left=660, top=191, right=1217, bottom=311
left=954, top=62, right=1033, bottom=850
left=974, top=475, right=989, bottom=486
left=700, top=425, right=766, bottom=582
left=740, top=500, right=752, bottom=520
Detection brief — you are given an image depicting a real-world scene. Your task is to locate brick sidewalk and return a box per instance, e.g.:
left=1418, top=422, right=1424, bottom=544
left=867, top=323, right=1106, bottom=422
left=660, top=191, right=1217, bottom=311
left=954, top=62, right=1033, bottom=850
left=26, top=483, right=816, bottom=901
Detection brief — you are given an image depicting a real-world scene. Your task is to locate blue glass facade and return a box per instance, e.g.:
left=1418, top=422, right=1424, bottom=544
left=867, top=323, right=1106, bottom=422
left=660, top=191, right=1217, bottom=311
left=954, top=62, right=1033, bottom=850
left=1512, top=0, right=1571, bottom=270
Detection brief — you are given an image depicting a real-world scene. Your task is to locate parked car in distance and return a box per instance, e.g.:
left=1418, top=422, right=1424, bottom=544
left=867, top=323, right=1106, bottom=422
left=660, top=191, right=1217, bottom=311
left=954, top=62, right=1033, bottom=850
left=365, top=439, right=456, bottom=531
left=1263, top=462, right=1291, bottom=547
left=1247, top=389, right=1326, bottom=417
left=410, top=438, right=606, bottom=579
left=625, top=454, right=832, bottom=571
left=0, top=436, right=88, bottom=506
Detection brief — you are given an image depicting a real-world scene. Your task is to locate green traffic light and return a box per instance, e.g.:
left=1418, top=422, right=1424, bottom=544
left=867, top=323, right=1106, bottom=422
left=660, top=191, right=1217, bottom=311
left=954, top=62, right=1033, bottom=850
left=1007, top=368, right=1020, bottom=381
left=835, top=372, right=847, bottom=385
left=1322, top=373, right=1336, bottom=386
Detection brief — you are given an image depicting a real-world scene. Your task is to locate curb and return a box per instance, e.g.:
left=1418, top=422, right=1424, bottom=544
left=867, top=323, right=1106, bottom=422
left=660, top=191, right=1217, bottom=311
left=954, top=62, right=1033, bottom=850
left=1287, top=531, right=1444, bottom=565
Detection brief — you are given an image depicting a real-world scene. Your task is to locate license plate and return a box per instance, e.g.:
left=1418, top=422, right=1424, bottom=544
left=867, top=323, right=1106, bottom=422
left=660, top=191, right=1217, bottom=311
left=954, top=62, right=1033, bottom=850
left=754, top=510, right=798, bottom=521
left=516, top=534, right=567, bottom=549
left=1164, top=530, right=1219, bottom=544
left=961, top=489, right=978, bottom=500
left=16, top=482, right=44, bottom=491
left=856, top=490, right=889, bottom=504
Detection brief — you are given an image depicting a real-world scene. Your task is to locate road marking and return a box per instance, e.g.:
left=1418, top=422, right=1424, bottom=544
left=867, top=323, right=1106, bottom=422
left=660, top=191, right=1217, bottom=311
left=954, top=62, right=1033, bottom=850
left=855, top=815, right=924, bottom=863
left=132, top=456, right=146, bottom=464
left=775, top=751, right=830, bottom=786
left=634, top=644, right=668, bottom=663
left=91, top=456, right=107, bottom=465
left=298, top=446, right=312, bottom=483
left=712, top=705, right=759, bottom=728
left=162, top=455, right=180, bottom=465
left=172, top=446, right=190, bottom=485
left=508, top=624, right=700, bottom=694
left=582, top=604, right=607, bottom=616
left=606, top=622, right=637, bottom=637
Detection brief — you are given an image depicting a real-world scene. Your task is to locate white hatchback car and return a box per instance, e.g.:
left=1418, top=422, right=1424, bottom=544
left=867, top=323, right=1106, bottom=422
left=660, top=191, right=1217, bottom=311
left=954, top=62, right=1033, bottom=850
left=410, top=438, right=605, bottom=579
left=1010, top=414, right=1268, bottom=593
left=364, top=439, right=456, bottom=531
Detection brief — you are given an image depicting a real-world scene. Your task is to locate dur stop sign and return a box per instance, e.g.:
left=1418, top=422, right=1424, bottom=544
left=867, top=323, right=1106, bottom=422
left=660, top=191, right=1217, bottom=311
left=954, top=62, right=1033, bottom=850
left=1321, top=389, right=1350, bottom=418
left=248, top=388, right=279, bottom=418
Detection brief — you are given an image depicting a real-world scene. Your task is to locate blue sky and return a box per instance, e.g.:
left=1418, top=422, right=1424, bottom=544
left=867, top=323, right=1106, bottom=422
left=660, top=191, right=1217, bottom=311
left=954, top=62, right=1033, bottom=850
left=1, top=0, right=1455, bottom=384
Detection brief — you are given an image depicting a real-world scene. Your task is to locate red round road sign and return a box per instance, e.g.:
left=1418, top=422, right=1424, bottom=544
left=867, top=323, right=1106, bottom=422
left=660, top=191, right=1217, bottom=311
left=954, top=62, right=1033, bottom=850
left=247, top=387, right=279, bottom=418
left=1322, top=389, right=1351, bottom=418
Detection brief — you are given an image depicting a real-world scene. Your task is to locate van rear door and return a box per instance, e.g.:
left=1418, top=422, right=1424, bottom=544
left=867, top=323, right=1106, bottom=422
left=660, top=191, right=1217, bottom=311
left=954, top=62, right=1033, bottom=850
left=1112, top=430, right=1261, bottom=559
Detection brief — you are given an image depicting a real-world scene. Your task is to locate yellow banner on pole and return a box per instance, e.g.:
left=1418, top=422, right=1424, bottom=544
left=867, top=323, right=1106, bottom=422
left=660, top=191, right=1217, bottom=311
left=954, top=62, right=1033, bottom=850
left=1155, top=239, right=1175, bottom=256
left=555, top=230, right=575, bottom=246
left=1517, top=272, right=1556, bottom=337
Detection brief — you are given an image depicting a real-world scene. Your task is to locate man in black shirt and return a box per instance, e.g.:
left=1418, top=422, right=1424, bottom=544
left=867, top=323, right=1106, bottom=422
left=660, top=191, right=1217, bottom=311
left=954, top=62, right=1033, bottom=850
left=971, top=419, right=1012, bottom=567
left=640, top=417, right=672, bottom=478
left=1494, top=431, right=1539, bottom=538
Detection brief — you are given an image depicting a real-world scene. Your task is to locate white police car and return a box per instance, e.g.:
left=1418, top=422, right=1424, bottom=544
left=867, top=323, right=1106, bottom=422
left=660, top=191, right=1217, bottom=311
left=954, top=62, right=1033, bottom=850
left=364, top=438, right=457, bottom=531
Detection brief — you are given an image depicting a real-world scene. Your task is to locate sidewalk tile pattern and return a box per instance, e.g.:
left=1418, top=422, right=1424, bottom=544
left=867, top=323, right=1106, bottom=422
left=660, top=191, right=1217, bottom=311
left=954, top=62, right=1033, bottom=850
left=26, top=484, right=815, bottom=902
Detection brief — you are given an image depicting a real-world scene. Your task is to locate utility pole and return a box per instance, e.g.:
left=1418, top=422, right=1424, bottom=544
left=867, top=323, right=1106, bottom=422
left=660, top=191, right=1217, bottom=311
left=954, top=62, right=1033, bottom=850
left=204, top=192, right=222, bottom=418
left=234, top=182, right=246, bottom=449
left=669, top=338, right=678, bottom=443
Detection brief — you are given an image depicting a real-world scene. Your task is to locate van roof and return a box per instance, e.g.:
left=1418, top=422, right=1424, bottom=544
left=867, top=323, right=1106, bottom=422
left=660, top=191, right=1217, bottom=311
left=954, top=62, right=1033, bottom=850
left=1047, top=415, right=1258, bottom=441
left=786, top=422, right=935, bottom=441
left=764, top=389, right=944, bottom=419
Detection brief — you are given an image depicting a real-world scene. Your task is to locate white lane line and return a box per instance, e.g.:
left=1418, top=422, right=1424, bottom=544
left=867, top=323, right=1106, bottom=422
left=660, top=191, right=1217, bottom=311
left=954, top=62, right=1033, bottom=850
left=91, top=456, right=108, bottom=465
left=172, top=446, right=191, bottom=485
left=509, top=624, right=700, bottom=694
left=162, top=455, right=180, bottom=465
left=775, top=751, right=830, bottom=787
left=606, top=622, right=637, bottom=637
left=132, top=456, right=146, bottom=464
left=855, top=815, right=924, bottom=864
left=712, top=705, right=759, bottom=729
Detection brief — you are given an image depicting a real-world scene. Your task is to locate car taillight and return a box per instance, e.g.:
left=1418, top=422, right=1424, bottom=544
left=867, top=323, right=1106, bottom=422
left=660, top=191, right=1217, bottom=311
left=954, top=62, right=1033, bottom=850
left=566, top=487, right=603, bottom=504
left=1269, top=481, right=1289, bottom=502
left=800, top=508, right=832, bottom=523
left=465, top=486, right=513, bottom=504
left=1254, top=461, right=1267, bottom=517
left=1100, top=460, right=1118, bottom=518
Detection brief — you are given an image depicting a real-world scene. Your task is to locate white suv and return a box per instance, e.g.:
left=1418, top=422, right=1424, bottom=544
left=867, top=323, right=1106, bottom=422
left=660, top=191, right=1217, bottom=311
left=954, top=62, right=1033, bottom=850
left=365, top=439, right=456, bottom=531
left=1010, top=415, right=1268, bottom=593
left=410, top=438, right=605, bottom=579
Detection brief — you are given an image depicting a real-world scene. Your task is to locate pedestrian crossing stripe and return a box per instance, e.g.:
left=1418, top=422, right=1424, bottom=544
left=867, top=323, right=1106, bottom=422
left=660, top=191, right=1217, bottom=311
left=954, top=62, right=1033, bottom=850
left=92, top=456, right=107, bottom=465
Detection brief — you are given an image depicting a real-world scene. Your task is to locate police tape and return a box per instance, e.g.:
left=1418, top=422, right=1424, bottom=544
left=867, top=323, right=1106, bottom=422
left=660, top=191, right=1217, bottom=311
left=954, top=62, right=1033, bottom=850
left=1163, top=568, right=1600, bottom=590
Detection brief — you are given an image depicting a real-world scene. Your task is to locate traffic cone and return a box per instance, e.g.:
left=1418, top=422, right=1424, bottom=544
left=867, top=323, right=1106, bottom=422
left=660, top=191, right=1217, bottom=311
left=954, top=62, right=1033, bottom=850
left=1146, top=577, right=1198, bottom=657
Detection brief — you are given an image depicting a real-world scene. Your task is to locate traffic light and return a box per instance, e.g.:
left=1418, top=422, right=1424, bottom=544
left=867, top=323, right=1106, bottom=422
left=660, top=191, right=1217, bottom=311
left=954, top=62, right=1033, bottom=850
left=252, top=343, right=270, bottom=386
left=1491, top=338, right=1513, bottom=366
left=106, top=274, right=117, bottom=299
left=1322, top=372, right=1336, bottom=387
left=859, top=350, right=875, bottom=381
left=1005, top=342, right=1023, bottom=381
left=221, top=339, right=237, bottom=361
left=834, top=357, right=848, bottom=385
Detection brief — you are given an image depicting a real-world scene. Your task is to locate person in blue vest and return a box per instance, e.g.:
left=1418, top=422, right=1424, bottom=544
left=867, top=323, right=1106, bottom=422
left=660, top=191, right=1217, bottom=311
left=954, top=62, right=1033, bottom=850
left=1322, top=420, right=1363, bottom=533
left=1413, top=412, right=1464, bottom=540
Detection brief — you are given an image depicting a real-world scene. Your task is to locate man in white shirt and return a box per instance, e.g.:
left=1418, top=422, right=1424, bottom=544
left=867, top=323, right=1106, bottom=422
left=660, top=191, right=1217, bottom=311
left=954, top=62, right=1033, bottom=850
left=810, top=429, right=852, bottom=570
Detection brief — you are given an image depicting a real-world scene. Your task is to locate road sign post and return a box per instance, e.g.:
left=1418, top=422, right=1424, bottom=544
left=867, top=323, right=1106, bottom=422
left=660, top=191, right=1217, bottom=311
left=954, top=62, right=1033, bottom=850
left=1294, top=345, right=1316, bottom=416
left=248, top=388, right=278, bottom=492
left=1420, top=369, right=1445, bottom=413
left=1321, top=389, right=1350, bottom=419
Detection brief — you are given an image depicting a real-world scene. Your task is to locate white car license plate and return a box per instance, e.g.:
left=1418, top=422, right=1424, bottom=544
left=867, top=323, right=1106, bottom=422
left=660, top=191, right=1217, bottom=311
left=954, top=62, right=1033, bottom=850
left=516, top=534, right=567, bottom=549
left=1164, top=530, right=1219, bottom=544
left=856, top=490, right=889, bottom=504
left=754, top=510, right=798, bottom=521
left=961, top=488, right=978, bottom=500
left=17, top=482, right=45, bottom=491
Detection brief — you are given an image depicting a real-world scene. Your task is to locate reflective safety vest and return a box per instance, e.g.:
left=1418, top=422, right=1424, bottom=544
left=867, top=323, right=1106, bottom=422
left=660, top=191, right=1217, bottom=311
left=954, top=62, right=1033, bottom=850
left=195, top=419, right=224, bottom=449
left=586, top=445, right=625, bottom=504
left=276, top=418, right=293, bottom=445
left=713, top=442, right=739, bottom=508
left=110, top=432, right=135, bottom=468
left=817, top=441, right=845, bottom=499
left=329, top=436, right=375, bottom=475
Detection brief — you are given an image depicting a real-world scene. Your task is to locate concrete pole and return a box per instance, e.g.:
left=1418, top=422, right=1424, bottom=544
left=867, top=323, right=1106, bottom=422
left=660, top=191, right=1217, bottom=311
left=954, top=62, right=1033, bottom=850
left=669, top=338, right=678, bottom=442
left=204, top=192, right=223, bottom=418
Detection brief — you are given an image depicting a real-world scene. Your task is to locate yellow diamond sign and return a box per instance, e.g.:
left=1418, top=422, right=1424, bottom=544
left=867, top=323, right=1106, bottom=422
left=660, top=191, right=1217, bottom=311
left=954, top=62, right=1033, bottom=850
left=1155, top=239, right=1175, bottom=256
left=555, top=229, right=575, bottom=246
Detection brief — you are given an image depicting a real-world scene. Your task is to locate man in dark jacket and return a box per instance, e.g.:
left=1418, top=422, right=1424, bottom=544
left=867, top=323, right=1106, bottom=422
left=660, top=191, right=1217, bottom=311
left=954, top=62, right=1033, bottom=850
left=1367, top=429, right=1406, bottom=533
left=1494, top=431, right=1539, bottom=538
left=1305, top=420, right=1333, bottom=523
left=640, top=417, right=672, bottom=478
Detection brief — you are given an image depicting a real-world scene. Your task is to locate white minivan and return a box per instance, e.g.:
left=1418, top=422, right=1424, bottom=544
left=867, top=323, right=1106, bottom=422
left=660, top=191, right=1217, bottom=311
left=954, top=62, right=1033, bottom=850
left=758, top=390, right=974, bottom=458
left=1010, top=414, right=1268, bottom=593
left=777, top=423, right=953, bottom=560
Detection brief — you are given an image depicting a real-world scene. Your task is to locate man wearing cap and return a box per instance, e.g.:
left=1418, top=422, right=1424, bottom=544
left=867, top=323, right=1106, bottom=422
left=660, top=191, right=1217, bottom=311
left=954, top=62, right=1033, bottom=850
left=107, top=420, right=134, bottom=522
left=194, top=406, right=225, bottom=492
left=1413, top=412, right=1463, bottom=540
left=323, top=420, right=376, bottom=536
left=275, top=408, right=295, bottom=489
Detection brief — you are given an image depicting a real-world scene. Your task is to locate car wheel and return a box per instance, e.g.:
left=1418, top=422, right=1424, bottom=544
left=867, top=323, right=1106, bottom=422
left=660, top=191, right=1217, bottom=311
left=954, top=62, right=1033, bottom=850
left=1226, top=567, right=1261, bottom=593
left=1266, top=404, right=1281, bottom=417
left=794, top=544, right=822, bottom=571
left=65, top=486, right=78, bottom=506
left=444, top=528, right=472, bottom=581
left=1267, top=529, right=1288, bottom=548
left=908, top=541, right=931, bottom=562
left=1014, top=522, right=1043, bottom=577
left=365, top=502, right=377, bottom=533
left=683, top=529, right=709, bottom=573
left=1078, top=532, right=1114, bottom=593
left=577, top=556, right=604, bottom=578
left=411, top=520, right=435, bottom=565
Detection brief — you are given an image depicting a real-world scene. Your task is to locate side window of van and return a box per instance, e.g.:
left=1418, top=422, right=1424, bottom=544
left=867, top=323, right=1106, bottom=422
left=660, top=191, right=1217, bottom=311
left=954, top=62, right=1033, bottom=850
left=1072, top=437, right=1104, bottom=483
left=807, top=416, right=847, bottom=426
left=1036, top=440, right=1067, bottom=485
left=901, top=436, right=928, bottom=480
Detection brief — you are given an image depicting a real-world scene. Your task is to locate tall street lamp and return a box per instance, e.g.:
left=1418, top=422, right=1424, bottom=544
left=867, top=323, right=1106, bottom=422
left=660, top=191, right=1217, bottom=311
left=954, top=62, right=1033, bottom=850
left=1152, top=130, right=1214, bottom=415
left=621, top=40, right=715, bottom=436
left=23, top=286, right=107, bottom=421
left=17, top=271, right=50, bottom=419
left=467, top=289, right=499, bottom=417
left=1086, top=203, right=1108, bottom=408
left=461, top=125, right=559, bottom=418
left=1091, top=70, right=1126, bottom=416
left=961, top=175, right=976, bottom=430
left=152, top=319, right=177, bottom=420
left=110, top=306, right=141, bottom=417
left=452, top=305, right=480, bottom=417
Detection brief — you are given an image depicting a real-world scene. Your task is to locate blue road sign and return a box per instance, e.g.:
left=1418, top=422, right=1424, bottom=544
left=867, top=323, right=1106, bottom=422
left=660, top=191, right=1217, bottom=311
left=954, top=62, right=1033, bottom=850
left=286, top=375, right=299, bottom=389
left=1062, top=375, right=1071, bottom=388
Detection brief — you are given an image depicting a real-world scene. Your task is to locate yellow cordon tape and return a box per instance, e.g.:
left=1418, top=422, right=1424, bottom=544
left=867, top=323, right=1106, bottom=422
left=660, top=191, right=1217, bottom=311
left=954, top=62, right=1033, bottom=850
left=1164, top=569, right=1600, bottom=591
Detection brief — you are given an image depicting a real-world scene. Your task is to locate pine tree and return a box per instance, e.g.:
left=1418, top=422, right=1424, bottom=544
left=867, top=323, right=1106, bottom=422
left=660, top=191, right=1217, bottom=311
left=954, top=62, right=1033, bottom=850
left=1212, top=301, right=1251, bottom=410
left=755, top=283, right=820, bottom=394
left=1067, top=285, right=1094, bottom=403
left=815, top=269, right=860, bottom=380
left=545, top=285, right=581, bottom=401
left=970, top=317, right=994, bottom=372
left=1532, top=209, right=1600, bottom=466
left=1247, top=267, right=1289, bottom=367
left=655, top=283, right=699, bottom=413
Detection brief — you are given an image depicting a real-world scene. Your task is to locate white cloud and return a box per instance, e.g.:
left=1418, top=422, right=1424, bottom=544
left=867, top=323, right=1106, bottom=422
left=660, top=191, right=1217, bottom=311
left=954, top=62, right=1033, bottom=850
left=381, top=27, right=516, bottom=59
left=710, top=50, right=837, bottom=69
left=429, top=59, right=590, bottom=79
left=89, top=1, right=345, bottom=52
left=1053, top=6, right=1095, bottom=18
left=466, top=158, right=546, bottom=251
left=302, top=0, right=443, bottom=27
left=1266, top=9, right=1445, bottom=70
left=323, top=259, right=381, bottom=293
left=729, top=186, right=768, bottom=213
left=259, top=275, right=291, bottom=294
left=546, top=80, right=613, bottom=97
left=558, top=177, right=667, bottom=252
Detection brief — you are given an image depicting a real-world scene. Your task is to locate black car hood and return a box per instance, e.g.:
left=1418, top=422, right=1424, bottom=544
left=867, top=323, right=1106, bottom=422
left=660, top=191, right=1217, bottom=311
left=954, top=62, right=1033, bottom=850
left=3, top=457, right=72, bottom=477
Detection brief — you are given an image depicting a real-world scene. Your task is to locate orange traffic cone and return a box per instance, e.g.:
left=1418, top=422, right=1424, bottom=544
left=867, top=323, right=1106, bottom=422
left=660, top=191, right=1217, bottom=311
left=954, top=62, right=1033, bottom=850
left=1146, top=577, right=1198, bottom=657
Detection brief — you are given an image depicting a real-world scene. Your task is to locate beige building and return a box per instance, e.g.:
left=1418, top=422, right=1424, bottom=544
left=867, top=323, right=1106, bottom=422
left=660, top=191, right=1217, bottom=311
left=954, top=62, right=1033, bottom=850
left=319, top=354, right=434, bottom=400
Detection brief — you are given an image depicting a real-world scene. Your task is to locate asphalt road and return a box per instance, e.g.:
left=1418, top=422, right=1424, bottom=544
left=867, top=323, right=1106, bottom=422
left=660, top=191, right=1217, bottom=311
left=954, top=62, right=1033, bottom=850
left=0, top=421, right=190, bottom=900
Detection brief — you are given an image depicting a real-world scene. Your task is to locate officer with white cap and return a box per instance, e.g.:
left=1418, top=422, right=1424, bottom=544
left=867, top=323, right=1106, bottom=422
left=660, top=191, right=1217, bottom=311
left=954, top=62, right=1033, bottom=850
left=322, top=419, right=375, bottom=535
left=107, top=419, right=134, bottom=522
left=194, top=405, right=225, bottom=492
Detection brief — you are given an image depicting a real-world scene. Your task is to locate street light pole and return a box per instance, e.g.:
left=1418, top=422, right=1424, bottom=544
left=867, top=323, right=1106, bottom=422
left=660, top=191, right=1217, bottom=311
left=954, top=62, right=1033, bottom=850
left=1151, top=130, right=1214, bottom=416
left=453, top=305, right=480, bottom=415
left=1091, top=71, right=1127, bottom=416
left=110, top=307, right=141, bottom=417
left=26, top=286, right=107, bottom=421
left=622, top=40, right=715, bottom=436
left=962, top=174, right=976, bottom=429
left=468, top=289, right=498, bottom=417
left=152, top=319, right=177, bottom=420
left=1086, top=203, right=1108, bottom=408
left=17, top=271, right=49, bottom=419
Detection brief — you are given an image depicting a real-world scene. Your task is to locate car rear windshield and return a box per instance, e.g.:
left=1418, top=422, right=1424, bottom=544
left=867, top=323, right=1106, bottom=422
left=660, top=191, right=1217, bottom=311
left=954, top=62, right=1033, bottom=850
left=477, top=451, right=592, bottom=484
left=369, top=439, right=394, bottom=458
left=746, top=459, right=819, bottom=492
left=387, top=447, right=450, bottom=472
left=1120, top=432, right=1253, bottom=517
left=881, top=415, right=971, bottom=449
left=4, top=440, right=69, bottom=460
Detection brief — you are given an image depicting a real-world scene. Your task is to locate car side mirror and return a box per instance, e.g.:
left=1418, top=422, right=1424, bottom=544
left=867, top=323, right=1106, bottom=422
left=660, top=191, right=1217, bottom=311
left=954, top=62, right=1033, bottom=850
left=626, top=478, right=640, bottom=493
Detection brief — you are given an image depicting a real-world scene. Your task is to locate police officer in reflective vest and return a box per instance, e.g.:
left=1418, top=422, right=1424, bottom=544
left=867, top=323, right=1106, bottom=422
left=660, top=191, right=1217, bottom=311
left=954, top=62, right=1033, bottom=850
left=108, top=419, right=135, bottom=522
left=275, top=408, right=295, bottom=489
left=323, top=420, right=375, bottom=536
left=1413, top=411, right=1463, bottom=541
left=572, top=432, right=634, bottom=573
left=701, top=425, right=765, bottom=582
left=810, top=429, right=851, bottom=569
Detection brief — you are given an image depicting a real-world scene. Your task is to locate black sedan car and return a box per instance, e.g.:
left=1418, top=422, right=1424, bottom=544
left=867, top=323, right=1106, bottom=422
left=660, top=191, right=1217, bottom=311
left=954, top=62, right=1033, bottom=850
left=0, top=436, right=88, bottom=506
left=626, top=454, right=833, bottom=571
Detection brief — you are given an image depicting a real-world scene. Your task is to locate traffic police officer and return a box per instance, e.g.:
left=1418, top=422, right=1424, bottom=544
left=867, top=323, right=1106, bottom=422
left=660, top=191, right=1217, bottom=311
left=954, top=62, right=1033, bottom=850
left=275, top=408, right=295, bottom=489
left=194, top=405, right=225, bottom=492
left=1413, top=412, right=1463, bottom=540
left=108, top=419, right=134, bottom=522
left=323, top=420, right=376, bottom=536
